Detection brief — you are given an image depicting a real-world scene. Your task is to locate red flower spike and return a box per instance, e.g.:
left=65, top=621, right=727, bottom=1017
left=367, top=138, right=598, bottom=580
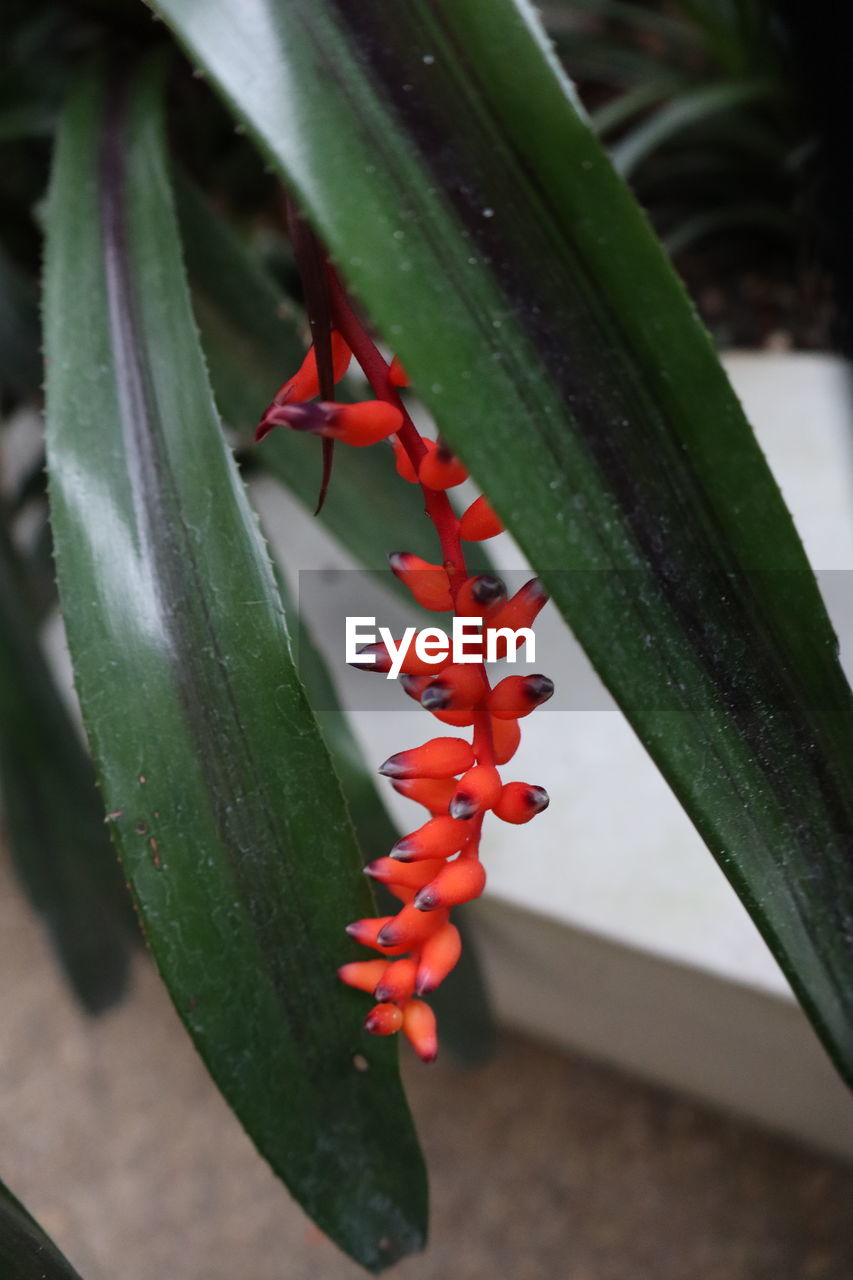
left=345, top=916, right=409, bottom=955
left=418, top=440, right=469, bottom=490
left=379, top=737, right=476, bottom=780
left=337, top=959, right=388, bottom=993
left=449, top=764, right=503, bottom=819
left=388, top=552, right=453, bottom=611
left=420, top=664, right=487, bottom=712
left=365, top=1002, right=404, bottom=1036
left=376, top=904, right=449, bottom=949
left=402, top=999, right=439, bottom=1062
left=489, top=674, right=555, bottom=720
left=415, top=857, right=487, bottom=911
left=272, top=331, right=352, bottom=406
left=416, top=923, right=462, bottom=994
left=488, top=716, right=522, bottom=765
left=388, top=355, right=409, bottom=387
left=459, top=495, right=504, bottom=541
left=374, top=957, right=418, bottom=1003
left=456, top=574, right=508, bottom=618
left=390, top=776, right=457, bottom=813
left=494, top=782, right=551, bottom=824
left=365, top=856, right=445, bottom=888
left=391, top=815, right=473, bottom=861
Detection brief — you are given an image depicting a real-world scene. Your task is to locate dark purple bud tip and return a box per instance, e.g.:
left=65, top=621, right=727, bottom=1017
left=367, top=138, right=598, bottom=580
left=387, top=552, right=408, bottom=572
left=378, top=754, right=405, bottom=778
left=271, top=401, right=336, bottom=434
left=415, top=976, right=435, bottom=997
left=389, top=838, right=414, bottom=861
left=373, top=984, right=393, bottom=1002
left=344, top=922, right=360, bottom=938
left=449, top=792, right=477, bottom=820
left=414, top=888, right=438, bottom=911
left=471, top=574, right=506, bottom=607
left=376, top=922, right=399, bottom=948
left=526, top=785, right=550, bottom=813
left=400, top=674, right=423, bottom=698
left=435, top=438, right=456, bottom=462
left=349, top=643, right=390, bottom=673
left=420, top=682, right=451, bottom=711
left=526, top=674, right=555, bottom=705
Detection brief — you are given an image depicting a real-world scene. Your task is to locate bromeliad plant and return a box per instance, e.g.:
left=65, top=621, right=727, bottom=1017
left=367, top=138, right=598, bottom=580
left=2, top=0, right=853, bottom=1275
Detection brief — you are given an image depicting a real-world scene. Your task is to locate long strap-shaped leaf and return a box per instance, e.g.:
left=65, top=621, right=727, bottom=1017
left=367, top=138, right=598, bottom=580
left=43, top=62, right=425, bottom=1271
left=0, top=1179, right=84, bottom=1280
left=148, top=0, right=853, bottom=1083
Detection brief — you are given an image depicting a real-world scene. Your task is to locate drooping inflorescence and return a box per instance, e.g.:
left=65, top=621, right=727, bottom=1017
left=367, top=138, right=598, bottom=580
left=256, top=250, right=552, bottom=1064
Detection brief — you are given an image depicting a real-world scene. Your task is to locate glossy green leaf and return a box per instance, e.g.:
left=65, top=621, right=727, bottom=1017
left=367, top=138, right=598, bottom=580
left=0, top=518, right=132, bottom=1012
left=0, top=1179, right=84, bottom=1280
left=148, top=0, right=853, bottom=1084
left=43, top=61, right=425, bottom=1270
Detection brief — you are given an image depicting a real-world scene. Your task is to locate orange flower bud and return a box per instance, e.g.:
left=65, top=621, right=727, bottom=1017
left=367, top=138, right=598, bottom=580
left=391, top=815, right=473, bottom=862
left=390, top=777, right=456, bottom=814
left=379, top=736, right=476, bottom=780
left=402, top=999, right=438, bottom=1062
left=488, top=674, right=554, bottom=720
left=488, top=716, right=522, bottom=765
left=416, top=923, right=462, bottom=994
left=449, top=765, right=503, bottom=819
left=459, top=495, right=504, bottom=541
left=365, top=1002, right=404, bottom=1036
left=337, top=959, right=388, bottom=993
left=374, top=957, right=418, bottom=1003
left=494, top=781, right=550, bottom=824
left=389, top=354, right=409, bottom=387
left=388, top=552, right=452, bottom=611
left=272, top=331, right=352, bottom=405
left=418, top=440, right=468, bottom=490
left=376, top=903, right=449, bottom=948
left=414, top=856, right=486, bottom=911
left=420, top=664, right=487, bottom=712
left=456, top=574, right=507, bottom=619
left=345, top=916, right=408, bottom=955
left=365, top=856, right=445, bottom=888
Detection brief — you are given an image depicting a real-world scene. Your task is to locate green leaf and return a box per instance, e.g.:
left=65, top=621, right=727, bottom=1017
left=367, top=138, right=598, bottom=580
left=148, top=0, right=853, bottom=1085
left=0, top=518, right=133, bottom=1013
left=43, top=60, right=425, bottom=1271
left=0, top=1178, right=84, bottom=1280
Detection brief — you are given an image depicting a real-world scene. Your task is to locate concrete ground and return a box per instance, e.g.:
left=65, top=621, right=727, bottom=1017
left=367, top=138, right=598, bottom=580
left=1, top=853, right=851, bottom=1280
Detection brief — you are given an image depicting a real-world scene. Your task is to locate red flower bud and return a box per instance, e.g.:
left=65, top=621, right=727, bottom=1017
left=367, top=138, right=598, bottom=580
left=489, top=674, right=554, bottom=719
left=459, top=495, right=504, bottom=541
left=487, top=579, right=548, bottom=655
left=389, top=354, right=409, bottom=387
left=402, top=999, right=438, bottom=1062
left=365, top=1002, right=404, bottom=1036
left=271, top=331, right=352, bottom=406
left=456, top=574, right=508, bottom=619
left=429, top=708, right=475, bottom=727
left=350, top=639, right=452, bottom=677
left=418, top=440, right=468, bottom=490
left=388, top=552, right=453, bottom=611
left=376, top=903, right=449, bottom=948
left=391, top=815, right=473, bottom=861
left=390, top=776, right=456, bottom=813
left=414, top=856, right=486, bottom=911
left=345, top=916, right=408, bottom=955
left=449, top=765, right=503, bottom=819
left=420, top=664, right=487, bottom=712
left=374, top=957, right=418, bottom=1003
left=392, top=436, right=434, bottom=483
left=337, top=959, right=388, bottom=993
left=365, top=856, right=445, bottom=888
left=488, top=716, right=522, bottom=765
left=416, top=923, right=462, bottom=994
left=494, top=782, right=550, bottom=824
left=379, top=737, right=476, bottom=779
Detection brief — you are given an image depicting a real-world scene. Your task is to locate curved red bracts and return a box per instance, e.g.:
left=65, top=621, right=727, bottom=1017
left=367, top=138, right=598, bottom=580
left=256, top=260, right=552, bottom=1062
